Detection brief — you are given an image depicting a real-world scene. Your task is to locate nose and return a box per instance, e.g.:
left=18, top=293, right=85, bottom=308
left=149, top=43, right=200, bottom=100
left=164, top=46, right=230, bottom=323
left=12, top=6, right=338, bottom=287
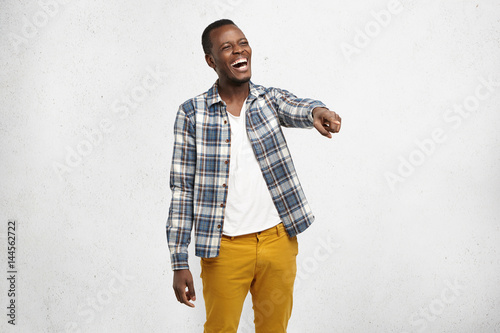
left=233, top=44, right=243, bottom=54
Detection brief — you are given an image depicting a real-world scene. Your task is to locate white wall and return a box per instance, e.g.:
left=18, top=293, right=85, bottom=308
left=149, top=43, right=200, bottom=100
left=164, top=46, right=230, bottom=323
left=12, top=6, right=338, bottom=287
left=1, top=0, right=499, bottom=332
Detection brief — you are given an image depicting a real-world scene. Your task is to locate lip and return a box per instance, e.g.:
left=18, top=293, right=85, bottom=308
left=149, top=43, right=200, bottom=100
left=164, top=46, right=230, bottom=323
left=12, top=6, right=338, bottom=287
left=230, top=57, right=249, bottom=72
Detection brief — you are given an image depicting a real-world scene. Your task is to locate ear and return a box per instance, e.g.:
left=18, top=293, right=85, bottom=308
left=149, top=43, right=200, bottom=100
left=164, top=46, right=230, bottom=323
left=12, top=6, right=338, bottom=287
left=205, top=53, right=216, bottom=70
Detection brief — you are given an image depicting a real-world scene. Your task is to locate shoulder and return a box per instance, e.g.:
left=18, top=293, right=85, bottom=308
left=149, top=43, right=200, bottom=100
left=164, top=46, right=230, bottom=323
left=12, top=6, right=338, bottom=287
left=179, top=81, right=221, bottom=113
left=178, top=89, right=210, bottom=118
left=249, top=81, right=277, bottom=98
left=251, top=82, right=294, bottom=97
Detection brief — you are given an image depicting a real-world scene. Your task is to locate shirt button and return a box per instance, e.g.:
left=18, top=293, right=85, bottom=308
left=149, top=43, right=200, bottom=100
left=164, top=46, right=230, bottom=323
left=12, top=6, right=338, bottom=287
left=222, top=184, right=227, bottom=188
left=217, top=224, right=221, bottom=229
left=224, top=160, right=229, bottom=164
left=224, top=120, right=227, bottom=124
left=220, top=203, right=225, bottom=208
left=225, top=139, right=230, bottom=143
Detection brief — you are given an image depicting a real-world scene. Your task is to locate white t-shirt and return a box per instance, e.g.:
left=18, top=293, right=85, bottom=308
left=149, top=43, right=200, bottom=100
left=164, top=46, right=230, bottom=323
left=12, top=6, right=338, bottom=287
left=222, top=98, right=282, bottom=236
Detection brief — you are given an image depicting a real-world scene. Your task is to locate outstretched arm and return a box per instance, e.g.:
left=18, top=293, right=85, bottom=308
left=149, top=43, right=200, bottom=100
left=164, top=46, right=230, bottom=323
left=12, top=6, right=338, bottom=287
left=271, top=87, right=327, bottom=128
left=271, top=87, right=341, bottom=136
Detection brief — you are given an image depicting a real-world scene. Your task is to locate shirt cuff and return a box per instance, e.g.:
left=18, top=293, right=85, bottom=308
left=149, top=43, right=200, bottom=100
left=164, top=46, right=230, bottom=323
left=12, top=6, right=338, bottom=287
left=170, top=252, right=189, bottom=271
left=308, top=102, right=327, bottom=123
left=308, top=108, right=314, bottom=123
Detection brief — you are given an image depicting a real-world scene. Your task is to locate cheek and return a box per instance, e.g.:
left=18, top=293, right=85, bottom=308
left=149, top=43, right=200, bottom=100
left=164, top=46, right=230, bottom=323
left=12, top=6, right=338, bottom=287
left=219, top=55, right=231, bottom=66
left=215, top=58, right=228, bottom=69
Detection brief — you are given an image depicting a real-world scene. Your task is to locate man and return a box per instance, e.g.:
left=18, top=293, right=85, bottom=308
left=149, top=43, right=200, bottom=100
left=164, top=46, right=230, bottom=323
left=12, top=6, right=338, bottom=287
left=166, top=19, right=341, bottom=332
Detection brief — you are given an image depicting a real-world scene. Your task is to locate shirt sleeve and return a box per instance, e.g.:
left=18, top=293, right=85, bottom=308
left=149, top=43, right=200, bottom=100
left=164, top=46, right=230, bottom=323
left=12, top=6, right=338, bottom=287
left=166, top=105, right=196, bottom=271
left=270, top=87, right=327, bottom=128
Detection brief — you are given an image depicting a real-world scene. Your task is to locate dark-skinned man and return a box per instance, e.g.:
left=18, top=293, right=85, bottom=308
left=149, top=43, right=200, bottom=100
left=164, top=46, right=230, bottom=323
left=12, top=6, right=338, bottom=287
left=166, top=19, right=341, bottom=333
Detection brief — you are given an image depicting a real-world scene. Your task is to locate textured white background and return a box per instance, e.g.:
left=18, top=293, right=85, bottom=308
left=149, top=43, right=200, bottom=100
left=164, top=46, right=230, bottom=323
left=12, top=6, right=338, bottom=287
left=1, top=0, right=500, bottom=332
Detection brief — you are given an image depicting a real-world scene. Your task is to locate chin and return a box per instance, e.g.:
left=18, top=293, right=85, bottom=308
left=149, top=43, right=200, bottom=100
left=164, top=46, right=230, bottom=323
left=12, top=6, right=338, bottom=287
left=231, top=74, right=252, bottom=84
left=234, top=77, right=251, bottom=84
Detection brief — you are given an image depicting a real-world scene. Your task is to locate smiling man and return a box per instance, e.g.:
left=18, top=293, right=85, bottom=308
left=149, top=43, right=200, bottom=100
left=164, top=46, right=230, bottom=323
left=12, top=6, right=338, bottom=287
left=166, top=19, right=341, bottom=332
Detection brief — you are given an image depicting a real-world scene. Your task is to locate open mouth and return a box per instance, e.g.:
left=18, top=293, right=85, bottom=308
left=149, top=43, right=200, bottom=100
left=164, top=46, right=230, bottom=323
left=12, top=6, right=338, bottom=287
left=230, top=58, right=248, bottom=71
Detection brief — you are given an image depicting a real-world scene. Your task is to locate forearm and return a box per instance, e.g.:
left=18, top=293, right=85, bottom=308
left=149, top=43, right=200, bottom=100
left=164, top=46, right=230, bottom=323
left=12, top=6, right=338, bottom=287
left=166, top=189, right=193, bottom=270
left=272, top=87, right=327, bottom=128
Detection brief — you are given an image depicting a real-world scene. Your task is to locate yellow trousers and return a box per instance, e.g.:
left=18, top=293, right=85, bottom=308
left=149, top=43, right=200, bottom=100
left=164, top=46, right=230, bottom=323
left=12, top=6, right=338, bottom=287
left=200, top=222, right=298, bottom=333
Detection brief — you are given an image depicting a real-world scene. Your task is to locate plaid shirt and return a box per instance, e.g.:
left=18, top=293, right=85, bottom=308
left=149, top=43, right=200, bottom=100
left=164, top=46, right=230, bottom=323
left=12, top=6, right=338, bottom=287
left=166, top=80, right=327, bottom=270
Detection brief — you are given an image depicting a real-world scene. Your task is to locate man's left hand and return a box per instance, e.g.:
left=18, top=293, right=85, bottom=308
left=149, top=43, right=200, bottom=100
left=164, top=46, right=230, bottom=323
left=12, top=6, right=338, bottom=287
left=312, top=107, right=341, bottom=138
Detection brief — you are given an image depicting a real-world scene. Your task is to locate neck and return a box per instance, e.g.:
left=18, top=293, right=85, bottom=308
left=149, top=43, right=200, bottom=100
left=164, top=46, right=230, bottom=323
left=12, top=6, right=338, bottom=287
left=217, top=78, right=250, bottom=104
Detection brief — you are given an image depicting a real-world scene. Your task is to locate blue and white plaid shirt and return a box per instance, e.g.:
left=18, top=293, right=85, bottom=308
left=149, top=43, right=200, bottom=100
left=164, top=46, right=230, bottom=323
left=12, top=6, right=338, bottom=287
left=166, top=80, right=327, bottom=270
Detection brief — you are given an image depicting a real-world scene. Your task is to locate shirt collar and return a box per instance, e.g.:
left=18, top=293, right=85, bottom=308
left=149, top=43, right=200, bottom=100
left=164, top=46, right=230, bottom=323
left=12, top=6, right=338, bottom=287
left=207, top=80, right=265, bottom=108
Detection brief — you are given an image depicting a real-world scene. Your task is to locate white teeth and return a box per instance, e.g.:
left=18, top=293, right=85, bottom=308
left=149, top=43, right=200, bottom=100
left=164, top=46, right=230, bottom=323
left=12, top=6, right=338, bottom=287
left=231, top=58, right=247, bottom=66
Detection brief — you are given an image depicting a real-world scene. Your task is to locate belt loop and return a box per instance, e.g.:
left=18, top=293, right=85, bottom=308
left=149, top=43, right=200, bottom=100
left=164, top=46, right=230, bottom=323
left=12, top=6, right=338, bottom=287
left=276, top=224, right=280, bottom=237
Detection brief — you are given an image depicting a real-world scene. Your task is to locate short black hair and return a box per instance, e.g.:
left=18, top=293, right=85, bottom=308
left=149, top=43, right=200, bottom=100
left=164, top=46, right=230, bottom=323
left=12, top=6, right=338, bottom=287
left=202, top=19, right=237, bottom=55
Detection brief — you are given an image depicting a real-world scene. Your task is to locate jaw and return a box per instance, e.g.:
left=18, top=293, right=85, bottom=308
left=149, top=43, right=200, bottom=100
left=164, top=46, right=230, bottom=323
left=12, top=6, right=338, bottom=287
left=217, top=62, right=252, bottom=85
left=218, top=72, right=251, bottom=86
left=230, top=68, right=251, bottom=83
left=227, top=70, right=251, bottom=84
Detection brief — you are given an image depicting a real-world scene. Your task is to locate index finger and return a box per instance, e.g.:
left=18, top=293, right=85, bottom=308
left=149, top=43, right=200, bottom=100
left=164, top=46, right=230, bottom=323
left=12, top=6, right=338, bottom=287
left=314, top=119, right=332, bottom=138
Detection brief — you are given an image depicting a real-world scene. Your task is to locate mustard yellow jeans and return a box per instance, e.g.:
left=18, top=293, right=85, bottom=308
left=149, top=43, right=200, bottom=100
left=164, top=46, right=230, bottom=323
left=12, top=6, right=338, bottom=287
left=200, top=222, right=299, bottom=333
